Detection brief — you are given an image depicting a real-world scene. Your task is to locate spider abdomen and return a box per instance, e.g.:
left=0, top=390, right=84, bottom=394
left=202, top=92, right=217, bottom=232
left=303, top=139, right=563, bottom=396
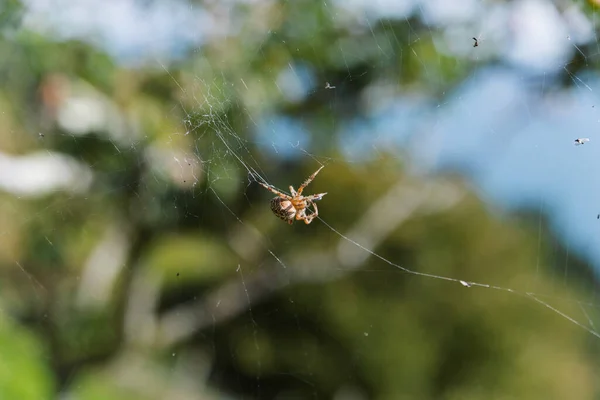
left=270, top=197, right=296, bottom=224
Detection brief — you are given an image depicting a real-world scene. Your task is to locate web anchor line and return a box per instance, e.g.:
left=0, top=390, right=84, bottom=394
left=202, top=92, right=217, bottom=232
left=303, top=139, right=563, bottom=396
left=317, top=218, right=600, bottom=339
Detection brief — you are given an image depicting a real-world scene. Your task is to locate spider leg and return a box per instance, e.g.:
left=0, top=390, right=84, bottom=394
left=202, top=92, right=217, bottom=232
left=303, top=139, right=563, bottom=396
left=301, top=216, right=313, bottom=224
left=295, top=209, right=307, bottom=222
left=296, top=165, right=324, bottom=196
left=289, top=185, right=297, bottom=197
left=305, top=192, right=327, bottom=202
left=308, top=201, right=318, bottom=219
left=298, top=201, right=318, bottom=224
left=258, top=182, right=292, bottom=199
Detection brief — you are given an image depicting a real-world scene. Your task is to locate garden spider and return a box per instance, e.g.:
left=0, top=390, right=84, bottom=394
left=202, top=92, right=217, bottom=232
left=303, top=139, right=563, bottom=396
left=258, top=166, right=327, bottom=225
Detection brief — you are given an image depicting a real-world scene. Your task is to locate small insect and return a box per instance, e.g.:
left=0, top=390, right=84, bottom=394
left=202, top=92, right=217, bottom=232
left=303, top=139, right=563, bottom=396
left=325, top=82, right=336, bottom=89
left=258, top=166, right=327, bottom=225
left=575, top=138, right=590, bottom=145
left=472, top=37, right=479, bottom=47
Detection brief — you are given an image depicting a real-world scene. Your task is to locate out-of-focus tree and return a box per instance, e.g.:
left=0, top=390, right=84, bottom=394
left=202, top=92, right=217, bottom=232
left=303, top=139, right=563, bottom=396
left=0, top=0, right=598, bottom=399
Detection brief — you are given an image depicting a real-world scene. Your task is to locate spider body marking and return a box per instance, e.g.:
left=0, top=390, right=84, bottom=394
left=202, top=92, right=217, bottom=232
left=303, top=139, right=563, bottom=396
left=258, top=166, right=327, bottom=225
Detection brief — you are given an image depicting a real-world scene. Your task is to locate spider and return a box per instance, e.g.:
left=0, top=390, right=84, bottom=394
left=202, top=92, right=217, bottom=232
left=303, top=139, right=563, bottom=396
left=258, top=166, right=327, bottom=225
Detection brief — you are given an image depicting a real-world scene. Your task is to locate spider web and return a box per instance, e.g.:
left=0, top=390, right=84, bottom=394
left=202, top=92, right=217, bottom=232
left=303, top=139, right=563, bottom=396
left=153, top=3, right=600, bottom=339
left=133, top=1, right=600, bottom=396
left=161, top=75, right=600, bottom=394
left=165, top=80, right=600, bottom=338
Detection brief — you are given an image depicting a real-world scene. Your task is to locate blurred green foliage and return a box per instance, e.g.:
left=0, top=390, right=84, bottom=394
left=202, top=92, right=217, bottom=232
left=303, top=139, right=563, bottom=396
left=0, top=0, right=599, bottom=399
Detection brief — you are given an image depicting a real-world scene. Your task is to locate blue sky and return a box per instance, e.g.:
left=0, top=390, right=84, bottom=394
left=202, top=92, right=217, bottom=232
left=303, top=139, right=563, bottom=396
left=21, top=0, right=210, bottom=65
left=429, top=67, right=600, bottom=268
